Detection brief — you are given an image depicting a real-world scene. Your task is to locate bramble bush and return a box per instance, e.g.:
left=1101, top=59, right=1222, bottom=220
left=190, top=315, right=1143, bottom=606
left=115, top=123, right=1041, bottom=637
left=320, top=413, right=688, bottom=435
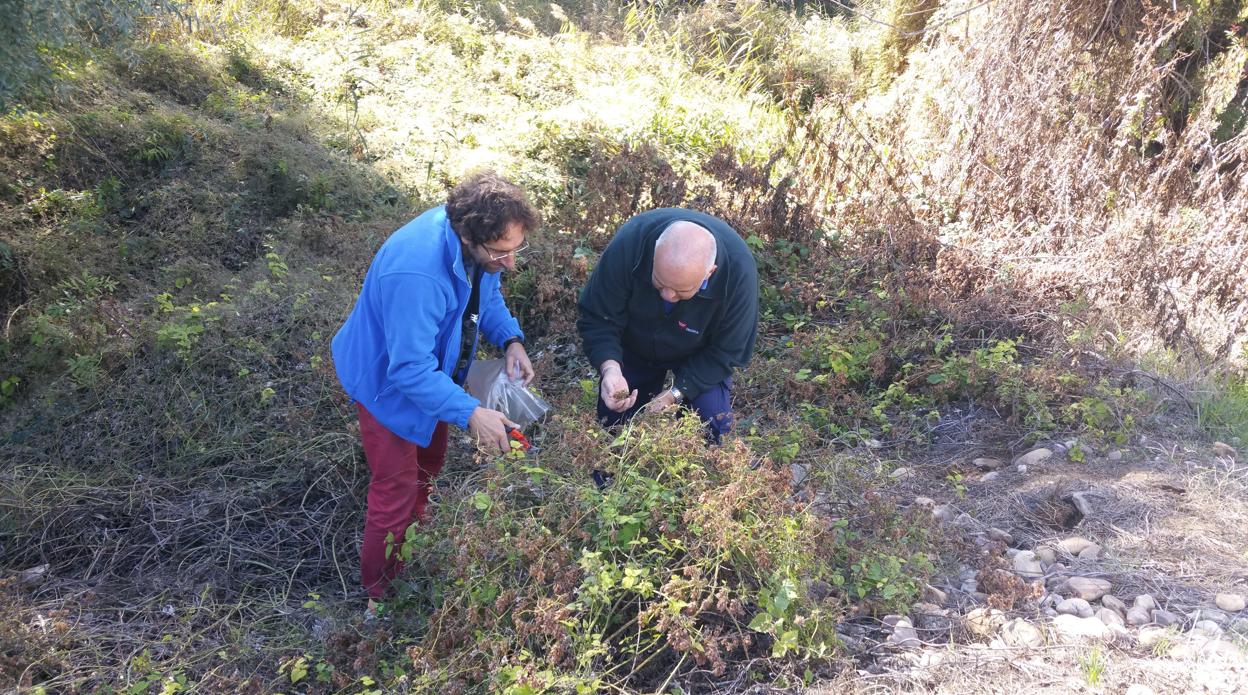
left=378, top=412, right=936, bottom=692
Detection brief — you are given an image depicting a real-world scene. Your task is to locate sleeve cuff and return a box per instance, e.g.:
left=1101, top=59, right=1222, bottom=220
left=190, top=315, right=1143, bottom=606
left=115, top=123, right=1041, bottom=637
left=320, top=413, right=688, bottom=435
left=448, top=395, right=480, bottom=429
left=590, top=348, right=624, bottom=372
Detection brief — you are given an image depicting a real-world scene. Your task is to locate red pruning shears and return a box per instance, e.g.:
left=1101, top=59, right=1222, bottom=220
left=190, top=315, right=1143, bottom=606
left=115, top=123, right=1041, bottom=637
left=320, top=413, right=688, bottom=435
left=508, top=428, right=532, bottom=453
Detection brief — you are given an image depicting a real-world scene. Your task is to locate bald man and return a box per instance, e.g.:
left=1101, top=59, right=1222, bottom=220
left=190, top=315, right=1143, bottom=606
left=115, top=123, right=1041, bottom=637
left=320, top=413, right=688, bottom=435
left=577, top=208, right=759, bottom=443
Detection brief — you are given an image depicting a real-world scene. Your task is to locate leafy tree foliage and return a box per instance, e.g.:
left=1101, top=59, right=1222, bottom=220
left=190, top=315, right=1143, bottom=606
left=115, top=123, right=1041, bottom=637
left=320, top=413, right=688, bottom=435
left=0, top=0, right=172, bottom=106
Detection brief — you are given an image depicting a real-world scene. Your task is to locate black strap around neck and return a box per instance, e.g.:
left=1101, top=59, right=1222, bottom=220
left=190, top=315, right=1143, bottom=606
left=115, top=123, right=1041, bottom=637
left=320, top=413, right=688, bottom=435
left=453, top=263, right=485, bottom=385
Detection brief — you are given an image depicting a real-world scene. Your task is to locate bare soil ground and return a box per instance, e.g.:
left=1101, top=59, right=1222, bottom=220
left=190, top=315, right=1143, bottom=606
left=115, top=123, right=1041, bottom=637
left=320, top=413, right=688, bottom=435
left=816, top=418, right=1248, bottom=694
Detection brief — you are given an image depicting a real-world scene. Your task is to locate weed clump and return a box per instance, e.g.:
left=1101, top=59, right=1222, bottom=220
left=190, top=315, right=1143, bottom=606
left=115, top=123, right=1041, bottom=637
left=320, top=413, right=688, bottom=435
left=382, top=412, right=935, bottom=691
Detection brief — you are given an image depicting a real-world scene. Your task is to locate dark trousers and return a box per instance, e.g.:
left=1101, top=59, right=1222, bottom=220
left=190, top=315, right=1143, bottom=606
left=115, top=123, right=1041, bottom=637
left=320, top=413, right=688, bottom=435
left=596, top=354, right=734, bottom=444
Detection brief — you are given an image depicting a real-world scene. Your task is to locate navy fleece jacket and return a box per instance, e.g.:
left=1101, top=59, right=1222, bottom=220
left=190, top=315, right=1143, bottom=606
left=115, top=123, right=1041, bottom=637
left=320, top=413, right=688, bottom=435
left=577, top=208, right=758, bottom=400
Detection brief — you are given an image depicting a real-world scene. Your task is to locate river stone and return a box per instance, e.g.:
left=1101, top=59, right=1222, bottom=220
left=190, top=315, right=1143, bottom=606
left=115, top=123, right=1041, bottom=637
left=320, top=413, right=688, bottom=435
left=17, top=564, right=49, bottom=587
left=1070, top=492, right=1095, bottom=518
left=1098, top=608, right=1124, bottom=627
left=1057, top=597, right=1094, bottom=618
left=965, top=607, right=1006, bottom=636
left=1126, top=685, right=1157, bottom=695
left=1133, top=594, right=1157, bottom=611
left=918, top=611, right=953, bottom=633
left=973, top=457, right=1003, bottom=470
left=914, top=604, right=955, bottom=633
left=1056, top=536, right=1095, bottom=556
left=1189, top=609, right=1229, bottom=625
left=1066, top=577, right=1112, bottom=601
left=1016, top=464, right=1028, bottom=473
left=886, top=616, right=921, bottom=649
left=932, top=504, right=956, bottom=522
left=882, top=614, right=907, bottom=628
left=913, top=496, right=936, bottom=508
left=988, top=527, right=1013, bottom=544
left=1052, top=614, right=1112, bottom=640
left=979, top=471, right=1000, bottom=483
left=1215, top=593, right=1245, bottom=612
left=1035, top=546, right=1057, bottom=566
left=890, top=467, right=913, bottom=479
left=1137, top=626, right=1170, bottom=647
left=1127, top=607, right=1152, bottom=626
left=1013, top=448, right=1053, bottom=467
left=1000, top=618, right=1045, bottom=648
left=924, top=584, right=948, bottom=605
left=1152, top=609, right=1180, bottom=627
left=1108, top=449, right=1123, bottom=461
left=1077, top=543, right=1102, bottom=561
left=790, top=463, right=809, bottom=487
left=1102, top=594, right=1127, bottom=616
left=1193, top=620, right=1223, bottom=638
left=1012, top=551, right=1044, bottom=579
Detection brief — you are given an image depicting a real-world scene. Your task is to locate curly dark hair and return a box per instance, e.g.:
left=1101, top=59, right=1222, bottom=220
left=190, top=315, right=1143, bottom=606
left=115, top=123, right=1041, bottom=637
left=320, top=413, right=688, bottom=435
left=445, top=171, right=540, bottom=244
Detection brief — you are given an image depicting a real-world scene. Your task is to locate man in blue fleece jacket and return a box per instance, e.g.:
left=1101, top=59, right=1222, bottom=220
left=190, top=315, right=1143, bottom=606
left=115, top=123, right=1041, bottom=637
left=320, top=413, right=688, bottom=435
left=332, top=171, right=537, bottom=602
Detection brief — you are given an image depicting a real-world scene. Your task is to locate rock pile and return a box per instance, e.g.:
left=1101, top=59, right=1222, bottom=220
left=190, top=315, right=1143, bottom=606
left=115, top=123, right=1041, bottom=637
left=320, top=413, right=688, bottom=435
left=912, top=497, right=1247, bottom=660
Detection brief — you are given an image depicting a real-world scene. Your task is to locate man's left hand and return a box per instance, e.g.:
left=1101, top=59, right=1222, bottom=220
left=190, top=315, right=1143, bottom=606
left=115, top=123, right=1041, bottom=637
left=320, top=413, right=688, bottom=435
left=505, top=340, right=535, bottom=385
left=648, top=389, right=680, bottom=413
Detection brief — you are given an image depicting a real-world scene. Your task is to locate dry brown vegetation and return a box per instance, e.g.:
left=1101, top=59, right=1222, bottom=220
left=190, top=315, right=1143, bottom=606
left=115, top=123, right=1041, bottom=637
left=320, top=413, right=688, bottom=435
left=1, top=0, right=1247, bottom=693
left=795, top=0, right=1248, bottom=361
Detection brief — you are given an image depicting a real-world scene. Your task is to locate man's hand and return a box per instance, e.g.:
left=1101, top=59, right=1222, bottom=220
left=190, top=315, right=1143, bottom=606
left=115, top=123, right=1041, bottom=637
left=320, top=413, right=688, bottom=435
left=646, top=389, right=680, bottom=414
left=504, top=340, right=534, bottom=386
left=468, top=406, right=519, bottom=454
left=600, top=361, right=637, bottom=413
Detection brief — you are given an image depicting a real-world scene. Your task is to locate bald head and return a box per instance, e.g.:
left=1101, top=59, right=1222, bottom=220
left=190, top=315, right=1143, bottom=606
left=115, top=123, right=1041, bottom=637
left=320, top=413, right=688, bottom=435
left=652, top=222, right=717, bottom=302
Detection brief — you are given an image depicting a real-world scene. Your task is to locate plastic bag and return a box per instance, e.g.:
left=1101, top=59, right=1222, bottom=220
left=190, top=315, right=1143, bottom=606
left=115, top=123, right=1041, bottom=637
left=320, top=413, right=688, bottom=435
left=463, top=358, right=551, bottom=428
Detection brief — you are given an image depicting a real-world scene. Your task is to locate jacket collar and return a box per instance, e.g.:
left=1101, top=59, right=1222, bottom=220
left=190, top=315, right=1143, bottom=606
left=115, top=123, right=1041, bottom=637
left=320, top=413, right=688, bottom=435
left=442, top=208, right=470, bottom=287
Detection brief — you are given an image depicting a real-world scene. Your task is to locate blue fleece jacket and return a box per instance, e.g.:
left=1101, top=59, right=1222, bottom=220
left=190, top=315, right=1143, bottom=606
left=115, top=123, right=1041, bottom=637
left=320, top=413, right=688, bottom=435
left=331, top=205, right=524, bottom=446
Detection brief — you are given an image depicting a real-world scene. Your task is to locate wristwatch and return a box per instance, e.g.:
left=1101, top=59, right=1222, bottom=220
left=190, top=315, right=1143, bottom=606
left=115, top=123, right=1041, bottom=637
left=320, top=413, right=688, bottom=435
left=503, top=336, right=524, bottom=350
left=669, top=387, right=684, bottom=404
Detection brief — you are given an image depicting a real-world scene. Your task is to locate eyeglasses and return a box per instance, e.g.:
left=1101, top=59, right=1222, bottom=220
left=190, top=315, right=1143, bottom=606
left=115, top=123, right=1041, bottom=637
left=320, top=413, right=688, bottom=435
left=481, top=241, right=530, bottom=262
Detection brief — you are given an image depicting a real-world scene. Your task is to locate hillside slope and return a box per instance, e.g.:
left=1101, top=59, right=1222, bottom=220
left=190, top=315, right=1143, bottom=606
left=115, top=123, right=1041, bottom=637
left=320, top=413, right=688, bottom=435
left=2, top=1, right=1246, bottom=693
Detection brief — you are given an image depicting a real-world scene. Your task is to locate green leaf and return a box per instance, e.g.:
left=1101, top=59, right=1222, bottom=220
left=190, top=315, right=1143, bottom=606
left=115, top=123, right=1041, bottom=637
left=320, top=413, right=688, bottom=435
left=747, top=612, right=773, bottom=632
left=617, top=521, right=641, bottom=544
left=289, top=657, right=308, bottom=684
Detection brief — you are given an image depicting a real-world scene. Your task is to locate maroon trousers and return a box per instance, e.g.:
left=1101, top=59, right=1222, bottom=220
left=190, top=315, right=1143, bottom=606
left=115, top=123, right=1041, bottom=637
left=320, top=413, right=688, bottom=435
left=356, top=403, right=448, bottom=599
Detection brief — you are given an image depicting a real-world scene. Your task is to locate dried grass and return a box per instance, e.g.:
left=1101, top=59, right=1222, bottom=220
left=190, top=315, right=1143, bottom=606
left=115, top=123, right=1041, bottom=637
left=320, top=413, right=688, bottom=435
left=800, top=0, right=1248, bottom=363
